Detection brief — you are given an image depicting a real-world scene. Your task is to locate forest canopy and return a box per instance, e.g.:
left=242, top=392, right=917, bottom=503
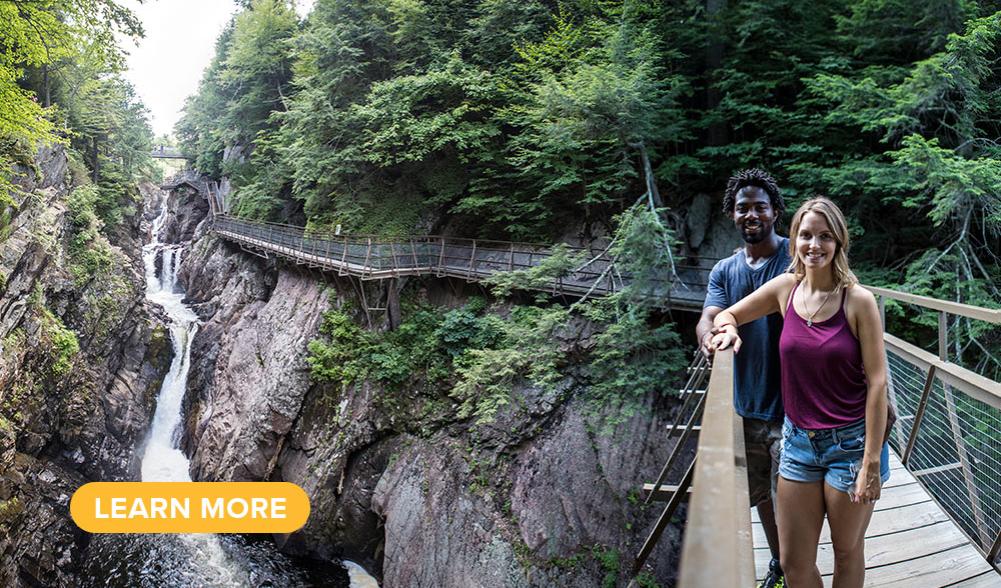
left=175, top=0, right=1001, bottom=375
left=0, top=0, right=154, bottom=227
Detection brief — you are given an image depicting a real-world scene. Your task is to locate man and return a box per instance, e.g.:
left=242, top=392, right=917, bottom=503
left=696, top=168, right=789, bottom=588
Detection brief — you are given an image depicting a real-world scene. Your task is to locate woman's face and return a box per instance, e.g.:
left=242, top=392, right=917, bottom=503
left=796, top=211, right=838, bottom=271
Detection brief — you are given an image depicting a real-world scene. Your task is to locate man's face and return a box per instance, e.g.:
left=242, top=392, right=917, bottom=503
left=732, top=187, right=776, bottom=244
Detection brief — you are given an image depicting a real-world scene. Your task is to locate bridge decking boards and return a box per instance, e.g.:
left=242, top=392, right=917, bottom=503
left=751, top=451, right=997, bottom=587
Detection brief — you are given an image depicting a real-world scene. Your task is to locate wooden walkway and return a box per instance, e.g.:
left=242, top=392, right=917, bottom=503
left=209, top=214, right=713, bottom=311
left=752, top=450, right=999, bottom=587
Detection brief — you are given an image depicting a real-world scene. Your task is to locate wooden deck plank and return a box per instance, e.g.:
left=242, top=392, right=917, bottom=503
left=753, top=500, right=949, bottom=546
left=944, top=570, right=1001, bottom=587
left=821, top=544, right=994, bottom=587
left=750, top=483, right=929, bottom=523
left=754, top=519, right=973, bottom=577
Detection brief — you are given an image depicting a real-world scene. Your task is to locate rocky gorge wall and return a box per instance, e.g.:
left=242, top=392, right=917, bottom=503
left=167, top=185, right=691, bottom=587
left=0, top=147, right=171, bottom=586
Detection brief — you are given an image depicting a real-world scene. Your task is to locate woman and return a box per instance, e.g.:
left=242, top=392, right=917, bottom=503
left=711, top=197, right=890, bottom=588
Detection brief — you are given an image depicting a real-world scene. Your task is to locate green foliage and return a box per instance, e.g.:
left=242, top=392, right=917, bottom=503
left=451, top=304, right=568, bottom=423
left=176, top=0, right=298, bottom=217
left=485, top=244, right=587, bottom=298
left=37, top=306, right=80, bottom=377
left=591, top=545, right=621, bottom=588
left=66, top=184, right=116, bottom=285
left=0, top=0, right=148, bottom=195
left=635, top=570, right=661, bottom=588
left=306, top=294, right=569, bottom=425
left=307, top=297, right=510, bottom=400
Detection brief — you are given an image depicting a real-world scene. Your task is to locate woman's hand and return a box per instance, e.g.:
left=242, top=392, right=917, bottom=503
left=710, top=328, right=742, bottom=353
left=852, top=461, right=882, bottom=504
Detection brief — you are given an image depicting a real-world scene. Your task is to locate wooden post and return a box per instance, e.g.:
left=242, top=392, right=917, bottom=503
left=468, top=240, right=477, bottom=279
left=339, top=235, right=349, bottom=275
left=939, top=311, right=948, bottom=362
left=644, top=393, right=706, bottom=506
left=902, top=365, right=936, bottom=466
left=389, top=239, right=401, bottom=277
left=387, top=279, right=401, bottom=330
left=988, top=529, right=1001, bottom=569
left=437, top=238, right=446, bottom=277
left=885, top=358, right=908, bottom=451
left=633, top=460, right=696, bottom=577
left=362, top=238, right=373, bottom=278
left=942, top=383, right=991, bottom=548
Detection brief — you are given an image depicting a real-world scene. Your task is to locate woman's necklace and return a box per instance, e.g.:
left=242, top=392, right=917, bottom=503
left=801, top=283, right=836, bottom=327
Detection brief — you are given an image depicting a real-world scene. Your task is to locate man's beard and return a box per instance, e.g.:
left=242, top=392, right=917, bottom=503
left=741, top=227, right=767, bottom=244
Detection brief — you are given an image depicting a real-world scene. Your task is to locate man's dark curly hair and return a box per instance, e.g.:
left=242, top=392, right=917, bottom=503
left=722, top=168, right=785, bottom=219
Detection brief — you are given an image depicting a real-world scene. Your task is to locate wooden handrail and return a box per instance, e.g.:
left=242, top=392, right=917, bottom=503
left=678, top=349, right=755, bottom=587
left=884, top=333, right=1001, bottom=409
left=864, top=285, right=1001, bottom=324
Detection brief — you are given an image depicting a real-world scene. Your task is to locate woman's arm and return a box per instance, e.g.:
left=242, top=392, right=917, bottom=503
left=711, top=273, right=795, bottom=353
left=852, top=286, right=888, bottom=504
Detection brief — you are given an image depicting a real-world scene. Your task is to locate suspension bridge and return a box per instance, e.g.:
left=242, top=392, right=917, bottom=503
left=165, top=176, right=1001, bottom=586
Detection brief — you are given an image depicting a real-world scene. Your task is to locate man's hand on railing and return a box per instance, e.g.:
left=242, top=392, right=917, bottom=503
left=699, top=331, right=716, bottom=359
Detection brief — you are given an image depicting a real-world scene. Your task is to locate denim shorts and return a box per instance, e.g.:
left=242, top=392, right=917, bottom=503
left=779, top=417, right=890, bottom=494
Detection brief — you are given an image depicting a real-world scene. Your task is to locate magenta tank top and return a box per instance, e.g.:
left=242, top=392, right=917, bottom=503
left=779, top=282, right=868, bottom=429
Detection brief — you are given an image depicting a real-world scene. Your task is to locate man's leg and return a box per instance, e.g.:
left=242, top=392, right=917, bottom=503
left=744, top=418, right=783, bottom=585
left=757, top=496, right=780, bottom=561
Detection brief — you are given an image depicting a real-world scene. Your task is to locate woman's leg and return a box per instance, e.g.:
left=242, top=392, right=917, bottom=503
left=824, top=482, right=875, bottom=588
left=777, top=476, right=826, bottom=588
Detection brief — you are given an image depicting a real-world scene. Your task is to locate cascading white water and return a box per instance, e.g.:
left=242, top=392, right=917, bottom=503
left=140, top=199, right=247, bottom=586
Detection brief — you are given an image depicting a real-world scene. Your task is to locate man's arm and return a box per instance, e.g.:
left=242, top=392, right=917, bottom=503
left=697, top=306, right=723, bottom=358
left=697, top=263, right=728, bottom=357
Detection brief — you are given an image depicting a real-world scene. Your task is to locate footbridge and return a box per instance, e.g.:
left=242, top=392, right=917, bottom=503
left=208, top=213, right=715, bottom=311
left=641, top=292, right=1001, bottom=586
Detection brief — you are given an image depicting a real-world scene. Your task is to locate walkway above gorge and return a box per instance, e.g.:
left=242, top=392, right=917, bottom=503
left=208, top=214, right=714, bottom=311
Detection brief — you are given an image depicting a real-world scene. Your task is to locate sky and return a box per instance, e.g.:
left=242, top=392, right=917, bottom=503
left=121, top=0, right=314, bottom=139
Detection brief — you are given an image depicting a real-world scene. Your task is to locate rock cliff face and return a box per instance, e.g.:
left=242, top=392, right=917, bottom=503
left=170, top=185, right=686, bottom=586
left=0, top=148, right=170, bottom=586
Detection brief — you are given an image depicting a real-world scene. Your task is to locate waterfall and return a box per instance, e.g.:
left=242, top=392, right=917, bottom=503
left=83, top=189, right=377, bottom=588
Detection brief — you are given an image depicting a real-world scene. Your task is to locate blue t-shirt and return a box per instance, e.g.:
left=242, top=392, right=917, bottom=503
left=704, top=238, right=790, bottom=422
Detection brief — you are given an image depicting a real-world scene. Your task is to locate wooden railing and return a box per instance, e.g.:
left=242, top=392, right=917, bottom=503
left=676, top=348, right=755, bottom=586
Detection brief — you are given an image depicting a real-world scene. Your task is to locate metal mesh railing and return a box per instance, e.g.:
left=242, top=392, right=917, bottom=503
left=888, top=351, right=1001, bottom=561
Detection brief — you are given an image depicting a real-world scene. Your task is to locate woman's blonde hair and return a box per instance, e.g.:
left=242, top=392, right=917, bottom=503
left=787, top=197, right=858, bottom=290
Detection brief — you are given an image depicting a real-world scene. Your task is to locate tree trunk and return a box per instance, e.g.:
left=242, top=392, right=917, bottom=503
left=706, top=0, right=727, bottom=147
left=43, top=65, right=50, bottom=108
left=91, top=136, right=100, bottom=183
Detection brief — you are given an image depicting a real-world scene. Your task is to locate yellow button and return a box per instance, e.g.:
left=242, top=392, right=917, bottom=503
left=808, top=431, right=815, bottom=438
left=70, top=482, right=310, bottom=534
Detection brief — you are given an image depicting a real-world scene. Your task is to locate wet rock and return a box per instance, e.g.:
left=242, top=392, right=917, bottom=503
left=0, top=146, right=169, bottom=585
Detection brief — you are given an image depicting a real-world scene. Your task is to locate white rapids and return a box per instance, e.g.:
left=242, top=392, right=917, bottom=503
left=134, top=190, right=380, bottom=588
